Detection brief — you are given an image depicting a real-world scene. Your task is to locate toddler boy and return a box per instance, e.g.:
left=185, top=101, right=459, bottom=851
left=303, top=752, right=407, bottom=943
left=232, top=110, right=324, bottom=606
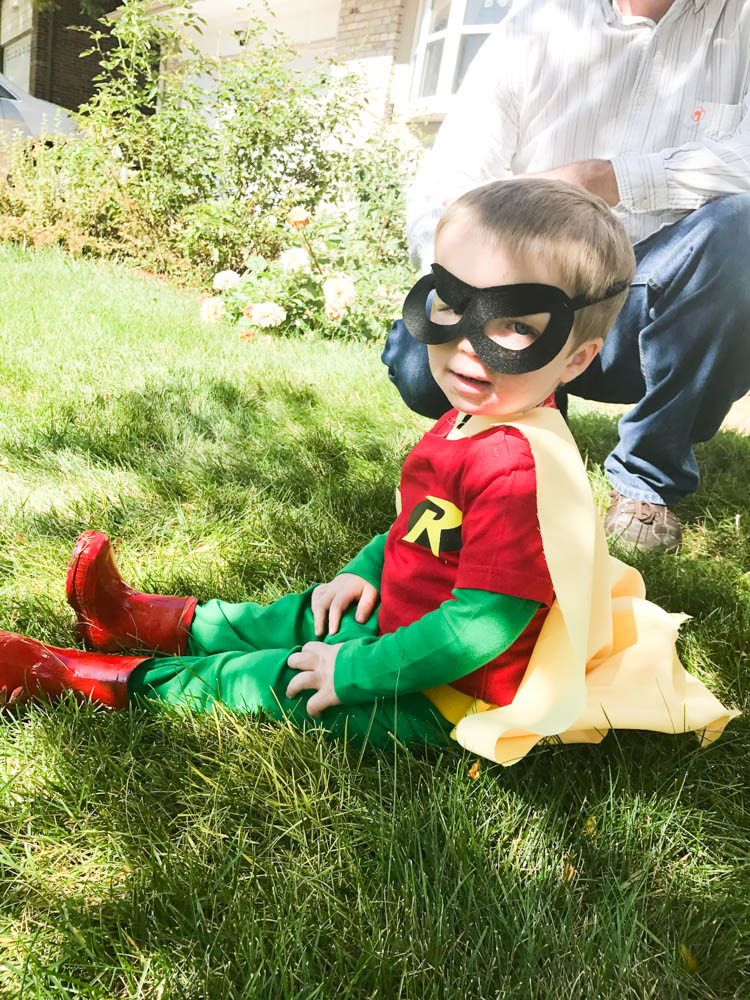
left=0, top=179, right=734, bottom=763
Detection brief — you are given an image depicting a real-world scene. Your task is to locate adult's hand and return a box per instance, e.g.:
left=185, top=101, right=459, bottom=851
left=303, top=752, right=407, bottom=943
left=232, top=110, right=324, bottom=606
left=527, top=159, right=620, bottom=207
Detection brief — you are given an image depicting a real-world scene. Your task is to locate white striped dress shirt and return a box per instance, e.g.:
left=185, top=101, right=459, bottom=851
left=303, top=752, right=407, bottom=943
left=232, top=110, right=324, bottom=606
left=407, top=0, right=750, bottom=269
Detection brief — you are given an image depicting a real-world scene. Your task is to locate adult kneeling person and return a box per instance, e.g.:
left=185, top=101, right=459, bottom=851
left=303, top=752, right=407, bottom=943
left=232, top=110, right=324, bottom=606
left=383, top=0, right=750, bottom=553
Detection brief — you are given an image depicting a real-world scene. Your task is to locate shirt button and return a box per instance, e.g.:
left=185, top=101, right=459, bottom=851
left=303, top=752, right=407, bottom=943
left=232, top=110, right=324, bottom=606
left=636, top=95, right=648, bottom=106
left=638, top=198, right=649, bottom=209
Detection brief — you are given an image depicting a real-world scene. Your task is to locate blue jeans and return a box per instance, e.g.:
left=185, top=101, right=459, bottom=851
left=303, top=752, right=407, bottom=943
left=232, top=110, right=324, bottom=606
left=381, top=194, right=750, bottom=505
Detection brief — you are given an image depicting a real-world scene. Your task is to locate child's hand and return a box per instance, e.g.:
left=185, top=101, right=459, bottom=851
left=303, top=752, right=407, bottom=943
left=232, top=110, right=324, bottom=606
left=286, top=641, right=342, bottom=718
left=310, top=574, right=379, bottom=637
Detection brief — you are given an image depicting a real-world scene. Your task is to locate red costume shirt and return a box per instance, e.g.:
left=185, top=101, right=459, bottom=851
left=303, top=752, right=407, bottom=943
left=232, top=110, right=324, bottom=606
left=377, top=409, right=554, bottom=707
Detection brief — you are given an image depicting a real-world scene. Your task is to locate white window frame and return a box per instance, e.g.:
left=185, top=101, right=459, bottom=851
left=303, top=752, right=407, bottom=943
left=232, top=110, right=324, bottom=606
left=1, top=30, right=32, bottom=93
left=408, top=0, right=511, bottom=117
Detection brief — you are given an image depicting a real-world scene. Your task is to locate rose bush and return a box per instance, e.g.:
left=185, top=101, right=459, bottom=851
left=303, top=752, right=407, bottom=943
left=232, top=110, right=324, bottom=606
left=202, top=205, right=410, bottom=342
left=0, top=0, right=421, bottom=331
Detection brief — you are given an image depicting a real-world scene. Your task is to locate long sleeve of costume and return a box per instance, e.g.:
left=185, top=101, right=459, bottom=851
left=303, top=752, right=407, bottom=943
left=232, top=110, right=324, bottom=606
left=333, top=588, right=538, bottom=705
left=611, top=99, right=750, bottom=216
left=336, top=532, right=387, bottom=590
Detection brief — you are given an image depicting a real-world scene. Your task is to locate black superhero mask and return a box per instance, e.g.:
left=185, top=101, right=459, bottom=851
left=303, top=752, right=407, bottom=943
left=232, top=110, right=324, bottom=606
left=402, top=263, right=630, bottom=374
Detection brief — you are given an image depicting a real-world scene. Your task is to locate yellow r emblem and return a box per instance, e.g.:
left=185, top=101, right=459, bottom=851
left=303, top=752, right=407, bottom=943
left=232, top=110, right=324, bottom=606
left=403, top=495, right=463, bottom=557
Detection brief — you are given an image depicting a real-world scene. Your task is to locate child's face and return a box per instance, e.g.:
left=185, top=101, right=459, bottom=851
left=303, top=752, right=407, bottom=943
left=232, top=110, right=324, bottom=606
left=427, top=214, right=602, bottom=417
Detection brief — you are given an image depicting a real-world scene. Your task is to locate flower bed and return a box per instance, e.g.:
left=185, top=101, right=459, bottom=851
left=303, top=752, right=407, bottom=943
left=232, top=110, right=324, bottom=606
left=198, top=204, right=410, bottom=342
left=0, top=0, right=420, bottom=340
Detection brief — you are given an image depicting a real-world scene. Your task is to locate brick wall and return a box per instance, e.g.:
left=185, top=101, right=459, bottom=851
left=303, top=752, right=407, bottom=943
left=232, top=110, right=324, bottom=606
left=0, top=0, right=33, bottom=47
left=29, top=1, right=111, bottom=110
left=336, top=0, right=405, bottom=59
left=336, top=0, right=407, bottom=120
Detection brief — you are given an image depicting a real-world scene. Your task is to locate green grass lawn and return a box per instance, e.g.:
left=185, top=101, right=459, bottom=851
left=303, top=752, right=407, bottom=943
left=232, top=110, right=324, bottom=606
left=1, top=244, right=749, bottom=1000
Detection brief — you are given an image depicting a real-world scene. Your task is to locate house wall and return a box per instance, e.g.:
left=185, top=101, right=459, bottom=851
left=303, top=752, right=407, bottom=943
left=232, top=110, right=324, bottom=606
left=272, top=0, right=341, bottom=54
left=183, top=0, right=415, bottom=123
left=0, top=0, right=104, bottom=107
left=335, top=0, right=418, bottom=121
left=337, top=0, right=404, bottom=59
left=30, top=2, right=103, bottom=109
left=186, top=0, right=342, bottom=68
left=0, top=0, right=33, bottom=90
left=0, top=0, right=32, bottom=46
left=0, top=0, right=426, bottom=121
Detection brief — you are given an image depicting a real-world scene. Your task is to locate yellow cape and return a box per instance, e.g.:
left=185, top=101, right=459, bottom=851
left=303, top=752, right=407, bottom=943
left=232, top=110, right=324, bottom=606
left=421, top=406, right=738, bottom=766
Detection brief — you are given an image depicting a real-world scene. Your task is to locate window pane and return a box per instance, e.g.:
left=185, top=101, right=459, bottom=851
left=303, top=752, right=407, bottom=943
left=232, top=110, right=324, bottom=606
left=427, top=1, right=451, bottom=34
left=463, top=0, right=512, bottom=26
left=419, top=38, right=445, bottom=98
left=452, top=33, right=489, bottom=92
left=2, top=33, right=32, bottom=93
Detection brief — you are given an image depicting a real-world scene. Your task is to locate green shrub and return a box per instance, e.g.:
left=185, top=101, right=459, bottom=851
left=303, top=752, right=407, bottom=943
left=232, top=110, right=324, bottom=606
left=0, top=0, right=421, bottom=310
left=198, top=206, right=409, bottom=342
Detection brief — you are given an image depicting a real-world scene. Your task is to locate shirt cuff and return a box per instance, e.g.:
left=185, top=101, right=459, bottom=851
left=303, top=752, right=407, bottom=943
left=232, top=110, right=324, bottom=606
left=333, top=636, right=382, bottom=705
left=611, top=152, right=671, bottom=214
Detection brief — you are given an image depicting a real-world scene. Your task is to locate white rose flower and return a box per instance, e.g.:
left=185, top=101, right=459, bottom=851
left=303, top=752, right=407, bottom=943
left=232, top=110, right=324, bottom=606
left=200, top=296, right=226, bottom=323
left=212, top=269, right=241, bottom=292
left=243, top=302, right=287, bottom=328
left=279, top=248, right=311, bottom=274
left=323, top=276, right=356, bottom=308
left=325, top=303, right=346, bottom=322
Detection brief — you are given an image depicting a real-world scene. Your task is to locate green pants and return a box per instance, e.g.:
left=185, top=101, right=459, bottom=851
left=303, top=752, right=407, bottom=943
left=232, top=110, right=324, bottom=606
left=129, top=587, right=453, bottom=749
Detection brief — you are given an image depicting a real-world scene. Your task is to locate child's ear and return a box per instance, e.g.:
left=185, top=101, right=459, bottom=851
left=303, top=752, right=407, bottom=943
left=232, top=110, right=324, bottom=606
left=559, top=338, right=603, bottom=384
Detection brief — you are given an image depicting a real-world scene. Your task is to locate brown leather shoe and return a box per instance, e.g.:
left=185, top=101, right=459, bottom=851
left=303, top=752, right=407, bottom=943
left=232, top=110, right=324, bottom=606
left=0, top=630, right=146, bottom=708
left=66, top=531, right=197, bottom=653
left=604, top=490, right=682, bottom=554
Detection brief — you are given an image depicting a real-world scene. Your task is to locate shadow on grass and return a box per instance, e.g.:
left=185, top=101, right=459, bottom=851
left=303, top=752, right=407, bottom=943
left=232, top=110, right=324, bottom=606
left=2, top=369, right=409, bottom=615
left=570, top=407, right=750, bottom=532
left=5, top=368, right=401, bottom=521
left=2, top=387, right=748, bottom=705
left=8, top=372, right=750, bottom=541
left=0, top=699, right=747, bottom=999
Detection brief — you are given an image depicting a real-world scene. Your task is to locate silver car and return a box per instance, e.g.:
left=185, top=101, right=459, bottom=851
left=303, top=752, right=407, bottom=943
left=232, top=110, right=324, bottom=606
left=0, top=72, right=76, bottom=144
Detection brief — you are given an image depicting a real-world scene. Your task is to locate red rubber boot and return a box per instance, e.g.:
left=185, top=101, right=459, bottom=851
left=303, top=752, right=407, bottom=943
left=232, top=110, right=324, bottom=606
left=66, top=531, right=198, bottom=654
left=0, top=630, right=146, bottom=708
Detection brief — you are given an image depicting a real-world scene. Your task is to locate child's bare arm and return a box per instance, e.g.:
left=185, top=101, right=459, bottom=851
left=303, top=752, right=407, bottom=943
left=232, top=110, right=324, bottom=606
left=311, top=575, right=379, bottom=637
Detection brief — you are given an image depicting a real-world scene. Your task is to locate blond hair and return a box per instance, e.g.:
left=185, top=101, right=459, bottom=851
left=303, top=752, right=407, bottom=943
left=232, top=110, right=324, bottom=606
left=437, top=177, right=635, bottom=348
